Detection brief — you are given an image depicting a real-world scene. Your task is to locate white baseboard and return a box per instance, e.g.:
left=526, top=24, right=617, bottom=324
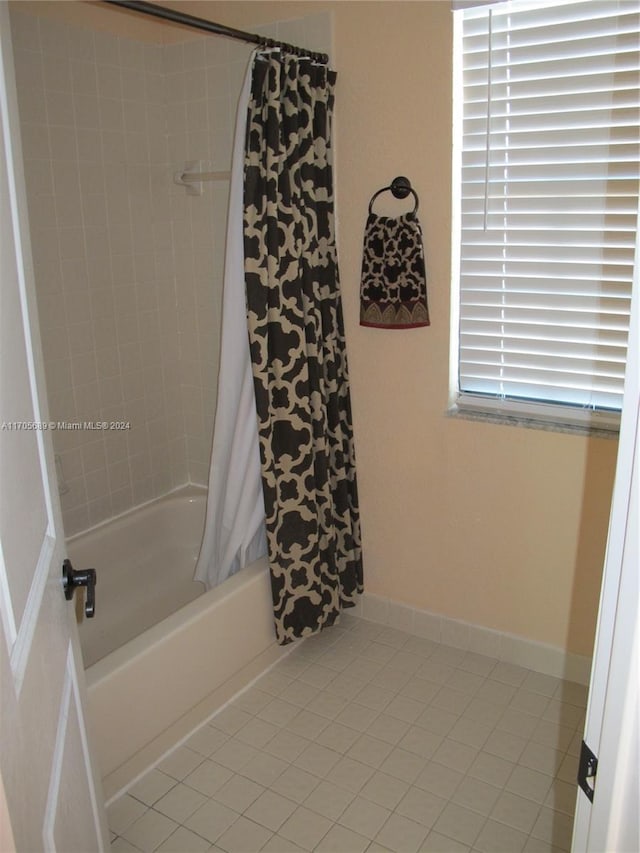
left=350, top=592, right=592, bottom=686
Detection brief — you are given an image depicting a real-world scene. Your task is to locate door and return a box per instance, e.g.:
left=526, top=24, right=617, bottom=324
left=0, top=5, right=108, bottom=850
left=571, top=229, right=639, bottom=851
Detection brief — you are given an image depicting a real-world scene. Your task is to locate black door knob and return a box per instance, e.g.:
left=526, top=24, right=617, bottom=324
left=62, top=559, right=96, bottom=618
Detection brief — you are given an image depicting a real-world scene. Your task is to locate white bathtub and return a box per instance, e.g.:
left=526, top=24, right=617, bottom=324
left=67, top=487, right=283, bottom=798
left=68, top=487, right=208, bottom=668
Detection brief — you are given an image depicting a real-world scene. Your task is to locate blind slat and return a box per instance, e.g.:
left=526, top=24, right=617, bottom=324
left=460, top=213, right=638, bottom=233
left=460, top=344, right=627, bottom=365
left=461, top=281, right=632, bottom=297
left=460, top=292, right=631, bottom=312
left=461, top=181, right=638, bottom=198
left=461, top=196, right=639, bottom=215
left=462, top=56, right=640, bottom=87
left=463, top=92, right=640, bottom=120
left=462, top=164, right=638, bottom=183
left=463, top=70, right=640, bottom=102
left=460, top=244, right=635, bottom=263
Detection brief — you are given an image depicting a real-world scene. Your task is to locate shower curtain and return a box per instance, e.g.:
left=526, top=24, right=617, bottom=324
left=244, top=52, right=363, bottom=644
left=194, top=56, right=267, bottom=590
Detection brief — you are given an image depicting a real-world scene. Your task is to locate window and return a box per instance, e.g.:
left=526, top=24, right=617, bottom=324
left=451, top=0, right=639, bottom=432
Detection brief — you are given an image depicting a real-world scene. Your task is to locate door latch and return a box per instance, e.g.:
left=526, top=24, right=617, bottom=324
left=577, top=739, right=598, bottom=802
left=62, top=559, right=96, bottom=618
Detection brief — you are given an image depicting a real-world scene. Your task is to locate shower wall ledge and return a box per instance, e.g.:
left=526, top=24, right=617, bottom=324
left=351, top=592, right=592, bottom=687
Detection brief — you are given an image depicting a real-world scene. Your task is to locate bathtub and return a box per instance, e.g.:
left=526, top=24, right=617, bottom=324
left=69, top=486, right=208, bottom=668
left=67, top=487, right=284, bottom=799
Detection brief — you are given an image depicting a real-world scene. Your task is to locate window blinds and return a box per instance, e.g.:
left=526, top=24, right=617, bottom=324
left=455, top=0, right=639, bottom=422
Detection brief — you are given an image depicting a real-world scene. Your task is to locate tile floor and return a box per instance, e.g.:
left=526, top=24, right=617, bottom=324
left=108, top=615, right=585, bottom=853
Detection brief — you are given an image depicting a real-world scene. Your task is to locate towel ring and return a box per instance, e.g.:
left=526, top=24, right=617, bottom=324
left=368, top=176, right=419, bottom=215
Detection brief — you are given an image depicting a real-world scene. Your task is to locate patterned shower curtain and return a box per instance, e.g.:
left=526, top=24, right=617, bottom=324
left=243, top=51, right=363, bottom=645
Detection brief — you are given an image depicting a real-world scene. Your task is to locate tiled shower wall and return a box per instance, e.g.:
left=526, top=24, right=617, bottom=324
left=162, top=36, right=252, bottom=488
left=9, top=7, right=331, bottom=536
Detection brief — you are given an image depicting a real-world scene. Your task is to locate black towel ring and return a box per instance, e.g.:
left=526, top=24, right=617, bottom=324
left=368, top=176, right=419, bottom=215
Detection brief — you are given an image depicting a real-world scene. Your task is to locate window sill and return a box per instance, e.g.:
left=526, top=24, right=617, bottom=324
left=447, top=404, right=620, bottom=439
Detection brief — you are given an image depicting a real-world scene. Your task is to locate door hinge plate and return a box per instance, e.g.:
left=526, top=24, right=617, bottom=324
left=578, top=739, right=598, bottom=802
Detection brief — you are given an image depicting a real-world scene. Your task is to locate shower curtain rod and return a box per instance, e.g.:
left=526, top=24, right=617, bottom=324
left=102, top=0, right=330, bottom=64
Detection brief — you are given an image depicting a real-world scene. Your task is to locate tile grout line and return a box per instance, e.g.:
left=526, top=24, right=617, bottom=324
left=109, top=614, right=581, bottom=852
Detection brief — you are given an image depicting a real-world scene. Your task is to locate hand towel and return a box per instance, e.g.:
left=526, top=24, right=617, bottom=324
left=359, top=211, right=430, bottom=329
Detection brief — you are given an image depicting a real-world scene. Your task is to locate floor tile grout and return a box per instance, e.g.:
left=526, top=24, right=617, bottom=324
left=109, top=614, right=582, bottom=853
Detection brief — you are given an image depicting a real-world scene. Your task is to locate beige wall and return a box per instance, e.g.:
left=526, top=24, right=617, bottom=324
left=189, top=0, right=618, bottom=658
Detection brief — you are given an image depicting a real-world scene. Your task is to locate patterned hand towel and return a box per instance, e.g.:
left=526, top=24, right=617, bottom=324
left=359, top=211, right=430, bottom=329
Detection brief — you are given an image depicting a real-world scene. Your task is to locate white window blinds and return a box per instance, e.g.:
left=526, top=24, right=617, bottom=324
left=454, top=0, right=639, bottom=426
